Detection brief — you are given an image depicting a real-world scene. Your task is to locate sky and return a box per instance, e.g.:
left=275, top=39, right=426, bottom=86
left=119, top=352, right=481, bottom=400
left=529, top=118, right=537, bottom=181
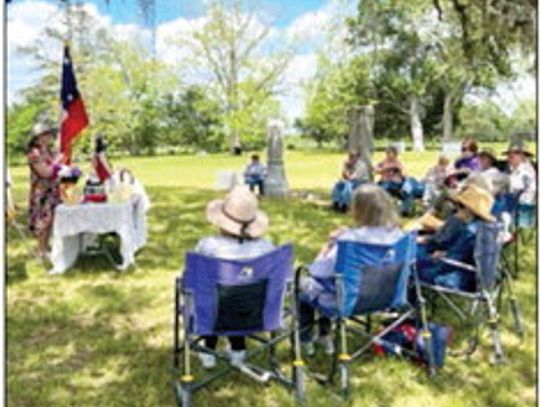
left=6, top=0, right=536, bottom=122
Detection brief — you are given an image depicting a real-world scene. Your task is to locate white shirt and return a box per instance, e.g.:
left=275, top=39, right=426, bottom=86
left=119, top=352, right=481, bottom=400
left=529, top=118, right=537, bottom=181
left=195, top=235, right=275, bottom=260
left=244, top=162, right=266, bottom=178
left=308, top=226, right=404, bottom=279
left=509, top=161, right=537, bottom=204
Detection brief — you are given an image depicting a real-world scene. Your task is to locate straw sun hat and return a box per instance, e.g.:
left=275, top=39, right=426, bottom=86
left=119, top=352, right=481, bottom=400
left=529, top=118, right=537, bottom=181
left=31, top=120, right=57, bottom=137
left=206, top=186, right=269, bottom=238
left=502, top=140, right=534, bottom=157
left=450, top=184, right=495, bottom=222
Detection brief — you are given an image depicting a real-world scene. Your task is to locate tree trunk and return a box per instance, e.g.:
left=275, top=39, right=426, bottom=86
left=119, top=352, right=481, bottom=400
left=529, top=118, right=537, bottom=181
left=442, top=92, right=453, bottom=142
left=410, top=96, right=425, bottom=152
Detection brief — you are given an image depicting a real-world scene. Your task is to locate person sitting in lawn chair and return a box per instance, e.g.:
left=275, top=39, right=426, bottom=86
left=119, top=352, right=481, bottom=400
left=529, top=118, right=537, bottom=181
left=376, top=146, right=423, bottom=216
left=504, top=141, right=536, bottom=228
left=422, top=154, right=452, bottom=210
left=299, top=184, right=404, bottom=355
left=243, top=154, right=266, bottom=196
left=331, top=151, right=369, bottom=212
left=376, top=146, right=405, bottom=196
left=193, top=186, right=275, bottom=368
left=416, top=185, right=495, bottom=292
left=454, top=137, right=481, bottom=173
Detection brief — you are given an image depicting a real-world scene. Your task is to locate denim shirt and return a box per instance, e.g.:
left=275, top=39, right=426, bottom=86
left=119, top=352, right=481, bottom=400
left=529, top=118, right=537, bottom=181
left=426, top=215, right=477, bottom=264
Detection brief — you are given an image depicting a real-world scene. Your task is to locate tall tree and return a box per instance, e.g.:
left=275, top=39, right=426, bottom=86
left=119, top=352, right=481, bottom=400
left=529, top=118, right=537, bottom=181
left=348, top=0, right=439, bottom=150
left=168, top=0, right=294, bottom=151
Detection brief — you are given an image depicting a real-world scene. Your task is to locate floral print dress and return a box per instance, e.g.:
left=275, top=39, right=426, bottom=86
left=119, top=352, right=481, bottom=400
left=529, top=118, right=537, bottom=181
left=27, top=145, right=60, bottom=238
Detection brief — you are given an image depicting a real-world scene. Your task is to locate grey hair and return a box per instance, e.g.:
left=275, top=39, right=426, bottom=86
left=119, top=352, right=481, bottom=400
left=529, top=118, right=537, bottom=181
left=351, top=184, right=400, bottom=228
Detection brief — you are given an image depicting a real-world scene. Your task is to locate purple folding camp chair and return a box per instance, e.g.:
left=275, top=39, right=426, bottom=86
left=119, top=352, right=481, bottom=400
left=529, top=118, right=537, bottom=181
left=173, top=244, right=306, bottom=406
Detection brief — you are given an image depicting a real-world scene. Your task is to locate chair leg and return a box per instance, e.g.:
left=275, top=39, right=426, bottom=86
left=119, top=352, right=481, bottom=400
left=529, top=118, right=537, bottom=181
left=510, top=298, right=525, bottom=338
left=173, top=279, right=181, bottom=369
left=413, top=268, right=436, bottom=376
left=179, top=292, right=194, bottom=406
left=502, top=269, right=525, bottom=338
left=337, top=317, right=350, bottom=399
left=484, top=294, right=505, bottom=364
left=291, top=284, right=306, bottom=404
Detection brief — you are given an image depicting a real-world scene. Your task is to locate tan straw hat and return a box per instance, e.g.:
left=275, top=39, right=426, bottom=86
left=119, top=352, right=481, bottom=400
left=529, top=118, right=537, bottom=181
left=206, top=186, right=269, bottom=238
left=450, top=184, right=496, bottom=222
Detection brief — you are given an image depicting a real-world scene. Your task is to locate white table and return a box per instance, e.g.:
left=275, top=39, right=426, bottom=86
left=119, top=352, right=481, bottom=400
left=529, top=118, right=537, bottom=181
left=50, top=191, right=149, bottom=274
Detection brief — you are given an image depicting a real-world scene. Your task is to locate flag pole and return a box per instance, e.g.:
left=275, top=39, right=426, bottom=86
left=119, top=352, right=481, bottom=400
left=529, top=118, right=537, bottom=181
left=63, top=0, right=72, bottom=45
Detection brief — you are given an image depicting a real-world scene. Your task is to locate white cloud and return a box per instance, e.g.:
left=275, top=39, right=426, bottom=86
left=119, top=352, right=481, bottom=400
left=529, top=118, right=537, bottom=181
left=6, top=1, right=113, bottom=105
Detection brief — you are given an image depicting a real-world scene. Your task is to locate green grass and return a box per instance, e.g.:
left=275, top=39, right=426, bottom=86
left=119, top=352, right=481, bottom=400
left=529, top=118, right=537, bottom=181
left=7, top=150, right=537, bottom=406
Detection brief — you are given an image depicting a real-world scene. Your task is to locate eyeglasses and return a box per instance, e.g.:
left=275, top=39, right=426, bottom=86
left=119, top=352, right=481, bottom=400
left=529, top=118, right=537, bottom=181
left=461, top=147, right=470, bottom=153
left=455, top=202, right=466, bottom=210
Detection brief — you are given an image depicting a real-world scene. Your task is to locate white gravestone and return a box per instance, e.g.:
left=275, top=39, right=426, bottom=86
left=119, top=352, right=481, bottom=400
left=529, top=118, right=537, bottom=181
left=265, top=120, right=289, bottom=197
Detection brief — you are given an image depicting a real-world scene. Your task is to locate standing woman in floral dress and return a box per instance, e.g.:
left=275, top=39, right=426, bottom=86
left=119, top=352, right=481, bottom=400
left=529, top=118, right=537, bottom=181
left=27, top=120, right=64, bottom=259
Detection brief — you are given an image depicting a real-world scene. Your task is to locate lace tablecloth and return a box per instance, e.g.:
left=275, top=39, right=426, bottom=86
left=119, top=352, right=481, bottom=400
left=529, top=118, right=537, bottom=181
left=50, top=189, right=149, bottom=274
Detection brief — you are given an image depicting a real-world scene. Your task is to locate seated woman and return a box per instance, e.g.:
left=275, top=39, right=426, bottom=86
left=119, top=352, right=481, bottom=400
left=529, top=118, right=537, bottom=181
left=300, top=184, right=404, bottom=355
left=243, top=154, right=266, bottom=195
left=376, top=146, right=422, bottom=216
left=194, top=186, right=274, bottom=368
left=454, top=137, right=481, bottom=173
left=331, top=151, right=369, bottom=211
left=376, top=146, right=405, bottom=196
left=422, top=154, right=451, bottom=209
left=417, top=184, right=495, bottom=292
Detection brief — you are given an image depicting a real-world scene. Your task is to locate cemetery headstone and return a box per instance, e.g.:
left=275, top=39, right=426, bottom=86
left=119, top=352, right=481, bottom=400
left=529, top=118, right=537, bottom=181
left=265, top=120, right=289, bottom=197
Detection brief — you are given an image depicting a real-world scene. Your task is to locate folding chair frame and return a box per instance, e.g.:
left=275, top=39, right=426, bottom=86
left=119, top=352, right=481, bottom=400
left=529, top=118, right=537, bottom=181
left=172, top=276, right=306, bottom=406
left=421, top=254, right=524, bottom=364
left=500, top=191, right=537, bottom=279
left=294, top=257, right=435, bottom=399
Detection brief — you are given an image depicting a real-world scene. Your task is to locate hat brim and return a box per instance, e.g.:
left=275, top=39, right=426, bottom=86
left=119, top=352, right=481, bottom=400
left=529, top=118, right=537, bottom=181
left=502, top=149, right=534, bottom=157
left=33, top=127, right=58, bottom=137
left=449, top=192, right=496, bottom=222
left=206, top=199, right=269, bottom=238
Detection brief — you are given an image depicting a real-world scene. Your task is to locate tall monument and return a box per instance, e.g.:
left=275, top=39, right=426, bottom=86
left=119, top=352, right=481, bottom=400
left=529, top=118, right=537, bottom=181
left=265, top=120, right=289, bottom=197
left=348, top=105, right=375, bottom=181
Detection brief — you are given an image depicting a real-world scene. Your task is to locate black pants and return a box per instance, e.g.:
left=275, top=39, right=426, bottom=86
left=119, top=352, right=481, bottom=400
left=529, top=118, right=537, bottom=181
left=203, top=335, right=246, bottom=351
left=247, top=179, right=265, bottom=195
left=299, top=300, right=332, bottom=342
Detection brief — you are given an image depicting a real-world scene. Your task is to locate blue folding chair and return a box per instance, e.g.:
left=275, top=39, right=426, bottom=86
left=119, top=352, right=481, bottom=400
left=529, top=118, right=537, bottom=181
left=295, top=232, right=434, bottom=398
left=172, top=245, right=305, bottom=406
left=498, top=191, right=537, bottom=278
left=420, top=221, right=523, bottom=364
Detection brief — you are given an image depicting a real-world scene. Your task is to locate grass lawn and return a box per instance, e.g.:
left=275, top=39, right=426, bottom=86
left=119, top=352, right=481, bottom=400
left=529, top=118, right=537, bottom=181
left=7, top=149, right=537, bottom=406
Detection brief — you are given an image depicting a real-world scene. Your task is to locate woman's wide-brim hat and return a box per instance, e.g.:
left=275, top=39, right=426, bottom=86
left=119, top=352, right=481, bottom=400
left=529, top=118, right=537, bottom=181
left=450, top=184, right=496, bottom=222
left=31, top=121, right=58, bottom=137
left=502, top=140, right=534, bottom=157
left=206, top=186, right=269, bottom=238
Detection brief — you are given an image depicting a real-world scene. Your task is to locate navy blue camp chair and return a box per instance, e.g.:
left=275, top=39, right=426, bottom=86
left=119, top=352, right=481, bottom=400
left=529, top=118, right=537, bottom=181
left=420, top=221, right=523, bottom=364
left=295, top=232, right=434, bottom=398
left=173, top=245, right=305, bottom=406
left=497, top=192, right=537, bottom=278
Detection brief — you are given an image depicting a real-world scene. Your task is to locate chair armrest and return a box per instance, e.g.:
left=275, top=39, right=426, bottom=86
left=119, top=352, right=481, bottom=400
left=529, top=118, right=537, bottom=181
left=439, top=257, right=477, bottom=273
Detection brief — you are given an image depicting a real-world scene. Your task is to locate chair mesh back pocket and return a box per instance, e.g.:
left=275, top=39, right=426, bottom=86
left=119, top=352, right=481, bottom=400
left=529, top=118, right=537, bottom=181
left=353, top=263, right=402, bottom=314
left=214, top=280, right=268, bottom=332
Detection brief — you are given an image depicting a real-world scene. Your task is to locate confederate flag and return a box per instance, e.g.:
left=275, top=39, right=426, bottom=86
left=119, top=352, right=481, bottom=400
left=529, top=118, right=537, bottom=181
left=60, top=44, right=89, bottom=163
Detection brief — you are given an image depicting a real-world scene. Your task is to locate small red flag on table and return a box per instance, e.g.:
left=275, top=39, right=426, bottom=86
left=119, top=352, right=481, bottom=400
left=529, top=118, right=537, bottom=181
left=60, top=44, right=89, bottom=164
